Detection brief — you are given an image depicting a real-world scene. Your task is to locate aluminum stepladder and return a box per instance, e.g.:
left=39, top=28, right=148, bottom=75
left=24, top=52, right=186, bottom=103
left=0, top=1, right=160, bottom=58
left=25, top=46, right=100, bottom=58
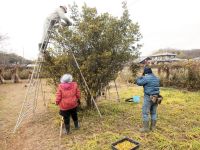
left=13, top=19, right=103, bottom=133
left=13, top=19, right=57, bottom=133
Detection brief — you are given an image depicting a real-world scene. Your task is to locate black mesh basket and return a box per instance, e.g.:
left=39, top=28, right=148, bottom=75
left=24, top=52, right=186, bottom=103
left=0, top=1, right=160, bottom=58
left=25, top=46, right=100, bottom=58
left=111, top=137, right=140, bottom=150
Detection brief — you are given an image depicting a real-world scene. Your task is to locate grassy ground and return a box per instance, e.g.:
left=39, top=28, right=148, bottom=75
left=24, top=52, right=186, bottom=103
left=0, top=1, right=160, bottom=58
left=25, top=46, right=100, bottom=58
left=49, top=85, right=200, bottom=150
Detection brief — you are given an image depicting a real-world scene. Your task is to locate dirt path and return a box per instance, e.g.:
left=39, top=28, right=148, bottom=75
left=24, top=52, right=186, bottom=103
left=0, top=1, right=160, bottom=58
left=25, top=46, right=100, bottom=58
left=0, top=80, right=60, bottom=150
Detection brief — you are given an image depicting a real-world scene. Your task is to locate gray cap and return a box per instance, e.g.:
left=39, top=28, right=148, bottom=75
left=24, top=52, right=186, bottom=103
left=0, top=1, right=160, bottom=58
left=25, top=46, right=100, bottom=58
left=60, top=74, right=73, bottom=83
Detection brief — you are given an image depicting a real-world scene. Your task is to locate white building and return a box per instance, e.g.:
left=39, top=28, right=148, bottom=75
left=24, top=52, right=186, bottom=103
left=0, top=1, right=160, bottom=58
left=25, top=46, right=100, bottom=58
left=150, top=53, right=176, bottom=63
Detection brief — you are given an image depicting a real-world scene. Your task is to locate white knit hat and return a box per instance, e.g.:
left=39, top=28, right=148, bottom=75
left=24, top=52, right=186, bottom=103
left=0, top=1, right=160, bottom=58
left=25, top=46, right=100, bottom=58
left=60, top=74, right=73, bottom=83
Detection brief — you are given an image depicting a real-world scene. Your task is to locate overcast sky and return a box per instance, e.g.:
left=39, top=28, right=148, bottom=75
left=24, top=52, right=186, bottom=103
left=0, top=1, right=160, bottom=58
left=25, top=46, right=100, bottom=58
left=0, top=0, right=200, bottom=60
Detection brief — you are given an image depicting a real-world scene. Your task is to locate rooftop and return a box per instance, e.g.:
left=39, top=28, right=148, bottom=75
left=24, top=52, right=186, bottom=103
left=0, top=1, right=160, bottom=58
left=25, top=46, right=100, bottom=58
left=134, top=56, right=151, bottom=63
left=192, top=57, right=200, bottom=60
left=150, top=53, right=177, bottom=57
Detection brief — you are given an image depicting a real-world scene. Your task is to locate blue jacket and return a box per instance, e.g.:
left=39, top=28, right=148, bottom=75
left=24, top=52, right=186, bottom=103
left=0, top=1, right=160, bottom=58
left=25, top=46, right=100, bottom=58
left=136, top=73, right=160, bottom=95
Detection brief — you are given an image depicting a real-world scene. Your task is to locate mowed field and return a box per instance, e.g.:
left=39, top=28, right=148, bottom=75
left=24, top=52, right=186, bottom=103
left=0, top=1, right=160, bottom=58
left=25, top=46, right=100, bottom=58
left=0, top=80, right=200, bottom=150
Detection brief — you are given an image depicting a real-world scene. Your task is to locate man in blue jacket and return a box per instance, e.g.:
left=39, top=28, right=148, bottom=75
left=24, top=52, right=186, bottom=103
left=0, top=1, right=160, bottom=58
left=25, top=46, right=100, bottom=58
left=136, top=67, right=160, bottom=132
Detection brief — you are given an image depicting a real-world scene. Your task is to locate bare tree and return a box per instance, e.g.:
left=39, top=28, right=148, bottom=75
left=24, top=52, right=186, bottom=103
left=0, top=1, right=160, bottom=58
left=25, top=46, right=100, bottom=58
left=0, top=33, right=8, bottom=44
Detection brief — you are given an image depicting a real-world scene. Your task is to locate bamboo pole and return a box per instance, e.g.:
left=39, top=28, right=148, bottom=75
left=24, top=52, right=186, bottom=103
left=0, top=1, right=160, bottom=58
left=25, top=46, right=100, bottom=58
left=114, top=80, right=120, bottom=102
left=70, top=52, right=102, bottom=118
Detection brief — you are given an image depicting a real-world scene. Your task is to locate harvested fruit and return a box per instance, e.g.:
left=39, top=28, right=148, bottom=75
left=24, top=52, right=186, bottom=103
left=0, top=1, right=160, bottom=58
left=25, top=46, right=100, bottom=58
left=115, top=140, right=137, bottom=150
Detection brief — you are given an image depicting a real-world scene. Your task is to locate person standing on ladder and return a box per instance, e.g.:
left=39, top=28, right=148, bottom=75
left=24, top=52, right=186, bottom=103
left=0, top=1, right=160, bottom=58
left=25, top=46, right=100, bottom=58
left=55, top=74, right=81, bottom=134
left=39, top=5, right=72, bottom=51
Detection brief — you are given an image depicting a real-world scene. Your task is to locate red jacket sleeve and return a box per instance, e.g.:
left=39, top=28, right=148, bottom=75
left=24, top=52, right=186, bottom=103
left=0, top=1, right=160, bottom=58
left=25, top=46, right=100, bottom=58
left=55, top=85, right=62, bottom=105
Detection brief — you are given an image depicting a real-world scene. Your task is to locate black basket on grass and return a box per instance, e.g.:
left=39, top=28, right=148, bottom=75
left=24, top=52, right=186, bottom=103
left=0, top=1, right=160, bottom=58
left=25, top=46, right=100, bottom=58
left=111, top=137, right=140, bottom=150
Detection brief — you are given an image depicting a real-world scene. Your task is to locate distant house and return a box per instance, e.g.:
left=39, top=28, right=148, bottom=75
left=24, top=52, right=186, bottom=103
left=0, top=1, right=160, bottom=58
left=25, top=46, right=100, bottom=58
left=150, top=53, right=176, bottom=63
left=134, top=56, right=151, bottom=64
left=170, top=58, right=187, bottom=62
left=26, top=64, right=37, bottom=68
left=149, top=53, right=185, bottom=64
left=134, top=53, right=187, bottom=65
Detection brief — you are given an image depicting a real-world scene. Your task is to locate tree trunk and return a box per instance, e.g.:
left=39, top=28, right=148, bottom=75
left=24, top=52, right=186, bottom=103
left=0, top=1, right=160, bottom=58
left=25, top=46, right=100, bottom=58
left=86, top=94, right=95, bottom=108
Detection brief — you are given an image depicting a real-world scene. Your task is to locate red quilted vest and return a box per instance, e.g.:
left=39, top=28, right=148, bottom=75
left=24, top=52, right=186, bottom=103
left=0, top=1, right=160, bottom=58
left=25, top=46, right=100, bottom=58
left=55, top=82, right=80, bottom=110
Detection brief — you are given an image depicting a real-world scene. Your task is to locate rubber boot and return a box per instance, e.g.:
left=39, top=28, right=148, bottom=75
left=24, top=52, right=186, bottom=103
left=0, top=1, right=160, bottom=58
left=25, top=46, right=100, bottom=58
left=62, top=126, right=67, bottom=134
left=139, top=121, right=150, bottom=133
left=150, top=120, right=156, bottom=131
left=65, top=124, right=70, bottom=134
left=74, top=121, right=80, bottom=129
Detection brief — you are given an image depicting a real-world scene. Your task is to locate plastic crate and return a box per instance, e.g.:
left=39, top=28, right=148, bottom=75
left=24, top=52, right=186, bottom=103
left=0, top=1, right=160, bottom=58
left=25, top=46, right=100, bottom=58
left=111, top=137, right=140, bottom=150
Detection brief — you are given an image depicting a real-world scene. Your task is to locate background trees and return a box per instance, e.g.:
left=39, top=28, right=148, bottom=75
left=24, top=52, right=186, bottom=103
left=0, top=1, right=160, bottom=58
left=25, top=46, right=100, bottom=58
left=0, top=33, right=7, bottom=44
left=0, top=52, right=32, bottom=65
left=43, top=2, right=141, bottom=107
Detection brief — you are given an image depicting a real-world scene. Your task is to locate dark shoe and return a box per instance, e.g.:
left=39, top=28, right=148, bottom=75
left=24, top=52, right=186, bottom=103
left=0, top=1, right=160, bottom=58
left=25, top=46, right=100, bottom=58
left=139, top=121, right=150, bottom=133
left=150, top=120, right=156, bottom=131
left=74, top=121, right=80, bottom=129
left=38, top=43, right=44, bottom=50
left=38, top=41, right=48, bottom=51
left=38, top=43, right=42, bottom=49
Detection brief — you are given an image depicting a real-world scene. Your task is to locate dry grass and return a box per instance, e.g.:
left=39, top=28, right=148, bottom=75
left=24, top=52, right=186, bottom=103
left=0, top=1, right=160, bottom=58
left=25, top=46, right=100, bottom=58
left=1, top=81, right=199, bottom=150
left=49, top=85, right=200, bottom=150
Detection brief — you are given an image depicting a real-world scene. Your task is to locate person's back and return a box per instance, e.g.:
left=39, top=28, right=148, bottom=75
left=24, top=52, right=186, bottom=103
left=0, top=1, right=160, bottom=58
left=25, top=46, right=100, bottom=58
left=136, top=67, right=160, bottom=133
left=47, top=6, right=72, bottom=26
left=137, top=73, right=160, bottom=96
left=56, top=81, right=80, bottom=110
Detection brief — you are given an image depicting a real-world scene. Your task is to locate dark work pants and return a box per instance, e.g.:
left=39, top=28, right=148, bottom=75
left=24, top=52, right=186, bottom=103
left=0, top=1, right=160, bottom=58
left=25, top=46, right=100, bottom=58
left=59, top=107, right=78, bottom=126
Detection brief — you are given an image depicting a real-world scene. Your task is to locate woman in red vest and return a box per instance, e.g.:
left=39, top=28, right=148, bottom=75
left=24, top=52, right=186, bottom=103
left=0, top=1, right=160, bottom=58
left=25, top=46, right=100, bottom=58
left=55, top=74, right=81, bottom=134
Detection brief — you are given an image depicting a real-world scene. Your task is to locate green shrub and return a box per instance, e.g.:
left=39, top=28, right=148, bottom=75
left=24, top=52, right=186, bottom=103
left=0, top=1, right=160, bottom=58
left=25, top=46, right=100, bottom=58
left=3, top=70, right=11, bottom=80
left=19, top=69, right=30, bottom=79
